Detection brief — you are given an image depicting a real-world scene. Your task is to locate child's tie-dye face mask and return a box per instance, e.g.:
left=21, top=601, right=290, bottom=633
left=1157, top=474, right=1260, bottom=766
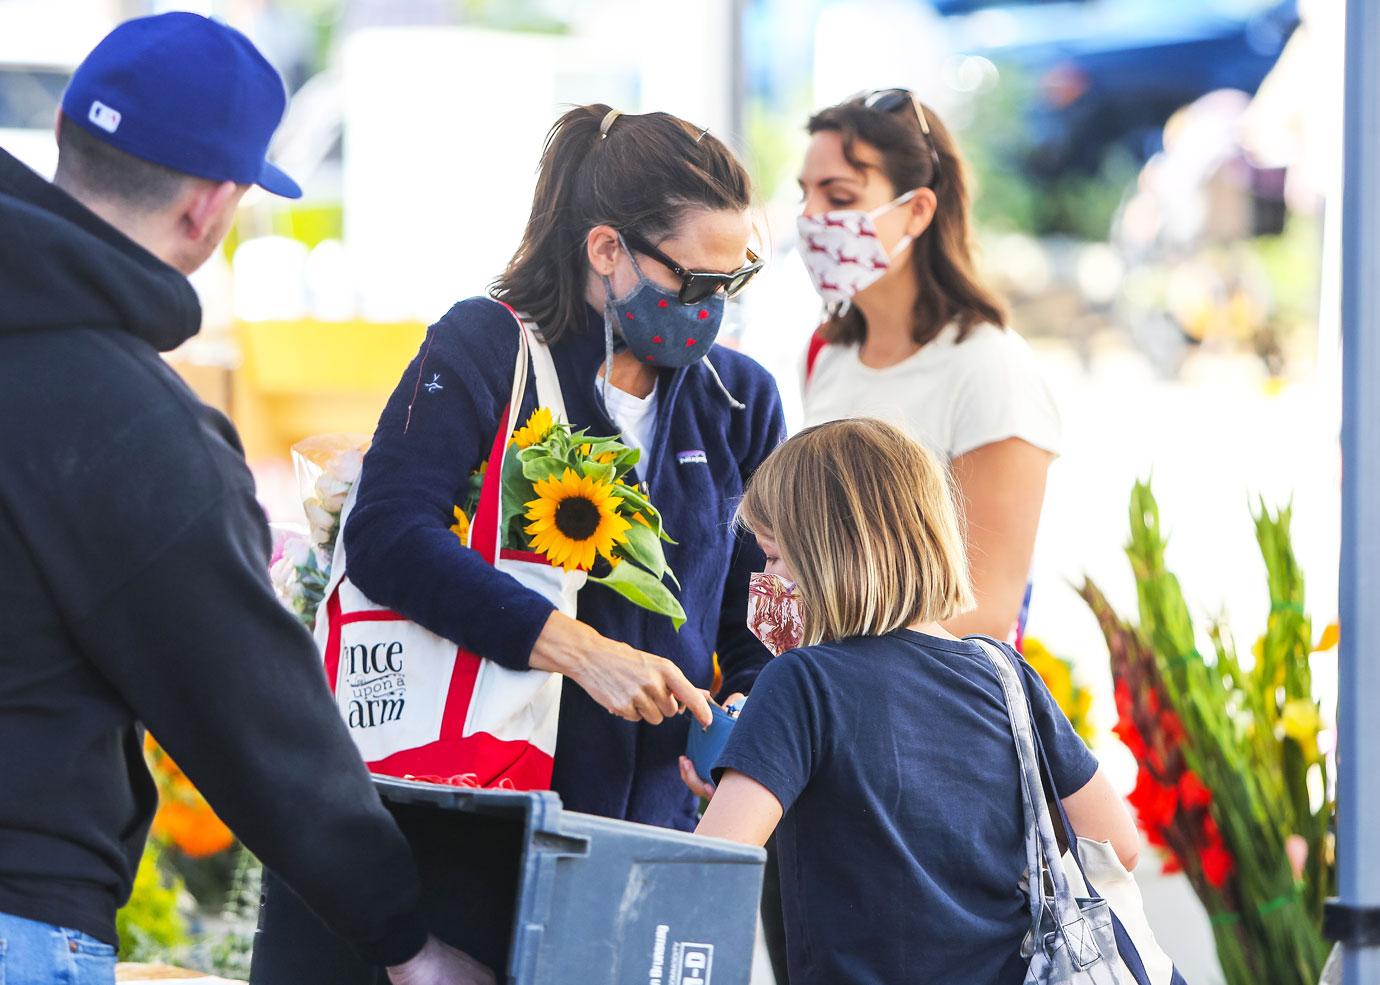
left=747, top=572, right=805, bottom=656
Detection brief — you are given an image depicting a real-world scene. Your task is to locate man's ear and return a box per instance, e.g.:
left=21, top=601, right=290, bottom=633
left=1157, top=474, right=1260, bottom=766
left=180, top=180, right=242, bottom=241
left=904, top=188, right=938, bottom=239
left=586, top=224, right=621, bottom=278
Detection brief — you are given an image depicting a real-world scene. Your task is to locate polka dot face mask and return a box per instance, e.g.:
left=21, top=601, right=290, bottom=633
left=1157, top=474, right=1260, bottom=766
left=602, top=234, right=725, bottom=370
left=796, top=189, right=918, bottom=307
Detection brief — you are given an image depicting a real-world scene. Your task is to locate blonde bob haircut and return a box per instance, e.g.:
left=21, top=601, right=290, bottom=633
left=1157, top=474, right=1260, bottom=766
left=737, top=418, right=974, bottom=646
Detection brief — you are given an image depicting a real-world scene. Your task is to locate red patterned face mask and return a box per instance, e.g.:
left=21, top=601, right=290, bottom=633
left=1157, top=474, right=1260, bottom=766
left=747, top=572, right=805, bottom=657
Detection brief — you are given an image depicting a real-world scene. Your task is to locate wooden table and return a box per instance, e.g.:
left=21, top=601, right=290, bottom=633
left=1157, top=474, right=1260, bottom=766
left=115, top=965, right=243, bottom=984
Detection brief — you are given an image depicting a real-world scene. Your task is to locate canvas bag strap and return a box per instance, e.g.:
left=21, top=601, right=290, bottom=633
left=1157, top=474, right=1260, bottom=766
left=469, top=300, right=572, bottom=567
left=974, top=638, right=1096, bottom=960
left=469, top=308, right=530, bottom=566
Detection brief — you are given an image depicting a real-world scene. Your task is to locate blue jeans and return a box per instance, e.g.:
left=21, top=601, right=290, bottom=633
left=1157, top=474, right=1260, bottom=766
left=0, top=911, right=117, bottom=985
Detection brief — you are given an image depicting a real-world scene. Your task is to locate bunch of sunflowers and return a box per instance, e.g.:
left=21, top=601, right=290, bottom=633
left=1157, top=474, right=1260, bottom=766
left=452, top=407, right=686, bottom=629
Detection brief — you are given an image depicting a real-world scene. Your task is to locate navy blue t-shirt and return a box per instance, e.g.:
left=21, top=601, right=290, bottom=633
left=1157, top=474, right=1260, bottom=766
left=715, top=630, right=1099, bottom=985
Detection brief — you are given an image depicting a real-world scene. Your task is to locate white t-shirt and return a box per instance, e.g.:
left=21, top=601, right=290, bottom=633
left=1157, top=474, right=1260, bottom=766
left=603, top=381, right=659, bottom=477
left=801, top=322, right=1061, bottom=460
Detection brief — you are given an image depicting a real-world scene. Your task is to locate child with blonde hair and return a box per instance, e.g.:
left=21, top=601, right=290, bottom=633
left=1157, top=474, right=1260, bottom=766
left=683, top=418, right=1138, bottom=985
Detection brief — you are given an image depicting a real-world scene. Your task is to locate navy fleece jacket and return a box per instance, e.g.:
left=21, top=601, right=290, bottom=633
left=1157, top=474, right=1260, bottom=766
left=344, top=296, right=786, bottom=830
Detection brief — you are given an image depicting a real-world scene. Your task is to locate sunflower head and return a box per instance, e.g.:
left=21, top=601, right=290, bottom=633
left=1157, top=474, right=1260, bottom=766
left=524, top=468, right=631, bottom=571
left=512, top=407, right=555, bottom=449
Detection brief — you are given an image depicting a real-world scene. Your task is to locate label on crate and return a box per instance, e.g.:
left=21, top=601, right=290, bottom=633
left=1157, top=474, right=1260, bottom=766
left=648, top=925, right=714, bottom=985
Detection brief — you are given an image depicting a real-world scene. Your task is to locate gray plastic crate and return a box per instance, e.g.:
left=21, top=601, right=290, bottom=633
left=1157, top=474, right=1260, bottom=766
left=376, top=777, right=765, bottom=985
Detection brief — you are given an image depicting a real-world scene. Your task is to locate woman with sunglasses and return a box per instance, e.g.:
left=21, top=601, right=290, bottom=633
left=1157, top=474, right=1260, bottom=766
left=797, top=89, right=1059, bottom=643
left=252, top=105, right=781, bottom=982
left=352, top=103, right=778, bottom=808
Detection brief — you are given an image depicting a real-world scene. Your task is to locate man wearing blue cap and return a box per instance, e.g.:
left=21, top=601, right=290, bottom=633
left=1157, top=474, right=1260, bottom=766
left=0, top=14, right=491, bottom=985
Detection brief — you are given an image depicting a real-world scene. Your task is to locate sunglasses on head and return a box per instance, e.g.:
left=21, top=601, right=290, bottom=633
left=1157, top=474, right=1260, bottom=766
left=621, top=230, right=763, bottom=305
left=860, top=87, right=943, bottom=185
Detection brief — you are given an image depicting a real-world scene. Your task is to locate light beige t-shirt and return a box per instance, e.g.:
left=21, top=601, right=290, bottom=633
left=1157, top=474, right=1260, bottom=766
left=801, top=322, right=1061, bottom=459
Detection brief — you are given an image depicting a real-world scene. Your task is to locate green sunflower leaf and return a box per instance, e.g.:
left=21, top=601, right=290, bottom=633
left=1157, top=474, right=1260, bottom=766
left=609, top=482, right=654, bottom=514
left=500, top=450, right=535, bottom=543
left=619, top=522, right=666, bottom=579
left=581, top=461, right=618, bottom=484
left=520, top=451, right=566, bottom=484
left=589, top=562, right=686, bottom=631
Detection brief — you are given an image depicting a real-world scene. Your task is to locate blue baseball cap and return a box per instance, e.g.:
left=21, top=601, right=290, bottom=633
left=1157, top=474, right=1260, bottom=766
left=61, top=12, right=301, bottom=198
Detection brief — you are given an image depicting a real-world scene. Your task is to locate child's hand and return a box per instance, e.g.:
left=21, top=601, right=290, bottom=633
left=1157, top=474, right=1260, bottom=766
left=679, top=755, right=717, bottom=800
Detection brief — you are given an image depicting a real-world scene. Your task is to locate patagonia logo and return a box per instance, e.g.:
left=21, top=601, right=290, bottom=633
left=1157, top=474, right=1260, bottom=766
left=88, top=100, right=122, bottom=134
left=677, top=450, right=708, bottom=466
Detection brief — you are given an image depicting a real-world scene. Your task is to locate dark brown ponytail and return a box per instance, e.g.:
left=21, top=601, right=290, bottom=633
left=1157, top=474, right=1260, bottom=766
left=807, top=97, right=1007, bottom=346
left=493, top=104, right=752, bottom=342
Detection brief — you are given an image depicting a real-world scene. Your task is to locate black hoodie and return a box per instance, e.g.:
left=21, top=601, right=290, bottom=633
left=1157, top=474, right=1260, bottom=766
left=0, top=147, right=427, bottom=965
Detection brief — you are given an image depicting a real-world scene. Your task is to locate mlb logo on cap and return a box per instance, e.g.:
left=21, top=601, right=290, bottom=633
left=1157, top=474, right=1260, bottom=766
left=62, top=12, right=301, bottom=198
left=87, top=101, right=121, bottom=134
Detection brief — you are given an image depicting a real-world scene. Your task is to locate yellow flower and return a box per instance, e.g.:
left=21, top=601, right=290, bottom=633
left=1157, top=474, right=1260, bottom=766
left=630, top=511, right=652, bottom=528
left=1281, top=699, right=1322, bottom=763
left=524, top=468, right=632, bottom=571
left=597, top=451, right=617, bottom=465
left=450, top=507, right=470, bottom=545
left=512, top=407, right=555, bottom=449
left=1315, top=622, right=1339, bottom=652
left=1023, top=636, right=1091, bottom=738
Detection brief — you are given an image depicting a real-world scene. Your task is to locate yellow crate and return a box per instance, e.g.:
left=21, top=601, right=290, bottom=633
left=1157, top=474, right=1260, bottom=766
left=232, top=319, right=428, bottom=462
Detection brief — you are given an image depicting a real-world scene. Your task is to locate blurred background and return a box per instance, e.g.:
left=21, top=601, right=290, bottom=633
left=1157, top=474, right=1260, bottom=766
left=1, top=0, right=1343, bottom=981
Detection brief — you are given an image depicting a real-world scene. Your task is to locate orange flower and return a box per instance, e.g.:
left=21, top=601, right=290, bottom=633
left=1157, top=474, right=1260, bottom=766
left=144, top=736, right=235, bottom=858
left=152, top=800, right=235, bottom=858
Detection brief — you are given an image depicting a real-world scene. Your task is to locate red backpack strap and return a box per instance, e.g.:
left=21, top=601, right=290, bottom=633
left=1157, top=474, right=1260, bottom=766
left=805, top=328, right=829, bottom=384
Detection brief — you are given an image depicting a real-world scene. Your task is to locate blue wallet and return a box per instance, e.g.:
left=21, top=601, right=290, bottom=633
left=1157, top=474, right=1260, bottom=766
left=686, top=702, right=739, bottom=784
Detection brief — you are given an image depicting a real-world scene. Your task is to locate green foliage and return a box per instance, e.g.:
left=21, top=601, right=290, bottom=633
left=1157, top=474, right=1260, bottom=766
left=1248, top=214, right=1323, bottom=332
left=193, top=848, right=263, bottom=981
left=589, top=561, right=687, bottom=631
left=1083, top=480, right=1333, bottom=984
left=963, top=66, right=1138, bottom=239
left=116, top=841, right=190, bottom=963
left=744, top=92, right=812, bottom=205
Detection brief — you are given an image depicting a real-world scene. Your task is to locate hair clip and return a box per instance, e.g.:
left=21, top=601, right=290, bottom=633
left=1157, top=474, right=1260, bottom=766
left=695, top=127, right=710, bottom=144
left=599, top=109, right=623, bottom=139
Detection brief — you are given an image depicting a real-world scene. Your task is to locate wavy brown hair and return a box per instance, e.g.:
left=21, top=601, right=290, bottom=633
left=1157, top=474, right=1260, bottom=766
left=807, top=96, right=1007, bottom=346
left=493, top=104, right=752, bottom=342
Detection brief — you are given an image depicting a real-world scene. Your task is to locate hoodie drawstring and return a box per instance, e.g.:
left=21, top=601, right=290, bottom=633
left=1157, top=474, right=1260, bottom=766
left=703, top=355, right=746, bottom=411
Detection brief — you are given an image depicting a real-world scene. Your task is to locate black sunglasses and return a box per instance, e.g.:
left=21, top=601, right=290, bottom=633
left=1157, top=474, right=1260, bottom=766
left=621, top=230, right=763, bottom=305
left=861, top=87, right=943, bottom=186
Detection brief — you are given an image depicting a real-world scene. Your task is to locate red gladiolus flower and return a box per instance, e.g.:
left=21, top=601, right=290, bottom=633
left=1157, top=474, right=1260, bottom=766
left=1130, top=770, right=1179, bottom=832
left=1179, top=772, right=1213, bottom=810
left=1203, top=813, right=1222, bottom=842
left=1115, top=681, right=1134, bottom=718
left=1159, top=710, right=1186, bottom=745
left=1115, top=718, right=1147, bottom=759
left=1201, top=841, right=1234, bottom=888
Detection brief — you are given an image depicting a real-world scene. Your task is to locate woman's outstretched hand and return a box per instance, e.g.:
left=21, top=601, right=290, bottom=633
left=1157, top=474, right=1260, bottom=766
left=530, top=611, right=713, bottom=727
